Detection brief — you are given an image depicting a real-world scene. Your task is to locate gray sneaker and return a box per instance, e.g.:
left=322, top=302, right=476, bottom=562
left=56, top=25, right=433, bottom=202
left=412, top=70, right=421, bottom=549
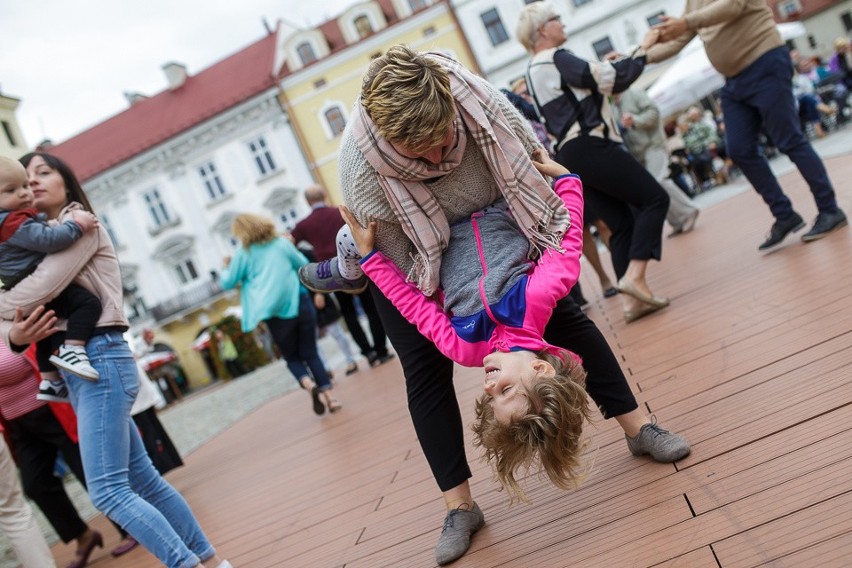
left=435, top=502, right=485, bottom=566
left=299, top=258, right=368, bottom=294
left=625, top=418, right=691, bottom=463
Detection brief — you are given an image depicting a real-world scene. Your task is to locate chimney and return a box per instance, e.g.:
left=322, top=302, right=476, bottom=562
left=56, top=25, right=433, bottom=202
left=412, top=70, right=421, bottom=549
left=162, top=62, right=188, bottom=90
left=124, top=91, right=148, bottom=105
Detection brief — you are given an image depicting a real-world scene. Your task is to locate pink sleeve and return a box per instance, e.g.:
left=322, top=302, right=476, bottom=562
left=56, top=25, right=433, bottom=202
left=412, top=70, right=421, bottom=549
left=524, top=175, right=585, bottom=332
left=362, top=252, right=487, bottom=367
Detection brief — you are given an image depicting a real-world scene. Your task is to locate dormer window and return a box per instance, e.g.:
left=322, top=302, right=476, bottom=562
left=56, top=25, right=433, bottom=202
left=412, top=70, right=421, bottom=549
left=354, top=15, right=373, bottom=38
left=296, top=41, right=318, bottom=66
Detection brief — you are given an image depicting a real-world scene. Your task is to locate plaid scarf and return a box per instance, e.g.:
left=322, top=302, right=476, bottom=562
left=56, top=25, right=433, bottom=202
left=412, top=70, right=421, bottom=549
left=350, top=52, right=570, bottom=295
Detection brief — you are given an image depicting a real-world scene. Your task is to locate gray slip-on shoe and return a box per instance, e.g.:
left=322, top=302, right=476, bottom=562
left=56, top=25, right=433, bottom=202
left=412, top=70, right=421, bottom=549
left=625, top=418, right=691, bottom=462
left=435, top=502, right=485, bottom=565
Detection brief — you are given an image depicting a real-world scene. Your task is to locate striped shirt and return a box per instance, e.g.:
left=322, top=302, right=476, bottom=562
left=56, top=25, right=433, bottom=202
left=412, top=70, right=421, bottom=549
left=0, top=344, right=45, bottom=420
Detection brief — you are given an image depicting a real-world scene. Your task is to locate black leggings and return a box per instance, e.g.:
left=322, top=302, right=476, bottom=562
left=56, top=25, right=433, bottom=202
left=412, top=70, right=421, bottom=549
left=334, top=290, right=389, bottom=358
left=557, top=137, right=669, bottom=279
left=370, top=282, right=639, bottom=492
left=9, top=405, right=125, bottom=542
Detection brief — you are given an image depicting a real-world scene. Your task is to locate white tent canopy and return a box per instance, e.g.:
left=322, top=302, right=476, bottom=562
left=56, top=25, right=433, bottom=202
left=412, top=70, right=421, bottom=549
left=647, top=22, right=807, bottom=117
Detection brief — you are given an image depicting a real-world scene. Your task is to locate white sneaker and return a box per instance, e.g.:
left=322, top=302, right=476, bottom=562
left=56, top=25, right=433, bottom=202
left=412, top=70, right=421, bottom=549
left=37, top=379, right=69, bottom=402
left=49, top=345, right=99, bottom=381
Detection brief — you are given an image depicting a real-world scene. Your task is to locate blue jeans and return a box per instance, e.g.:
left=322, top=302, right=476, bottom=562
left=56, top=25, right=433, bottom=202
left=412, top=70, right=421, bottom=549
left=64, top=332, right=214, bottom=568
left=721, top=46, right=838, bottom=221
left=265, top=292, right=332, bottom=390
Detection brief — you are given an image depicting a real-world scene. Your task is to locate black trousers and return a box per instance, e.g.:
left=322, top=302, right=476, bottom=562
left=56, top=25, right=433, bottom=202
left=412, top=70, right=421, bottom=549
left=557, top=137, right=669, bottom=280
left=36, top=282, right=103, bottom=372
left=8, top=405, right=125, bottom=542
left=334, top=290, right=389, bottom=358
left=369, top=282, right=639, bottom=492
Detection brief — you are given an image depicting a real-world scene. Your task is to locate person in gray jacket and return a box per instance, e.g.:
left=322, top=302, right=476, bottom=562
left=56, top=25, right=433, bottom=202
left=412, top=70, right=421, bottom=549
left=614, top=88, right=700, bottom=237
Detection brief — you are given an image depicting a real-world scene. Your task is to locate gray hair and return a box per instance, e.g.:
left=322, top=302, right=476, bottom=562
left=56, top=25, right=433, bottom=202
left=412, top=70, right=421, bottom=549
left=516, top=2, right=558, bottom=54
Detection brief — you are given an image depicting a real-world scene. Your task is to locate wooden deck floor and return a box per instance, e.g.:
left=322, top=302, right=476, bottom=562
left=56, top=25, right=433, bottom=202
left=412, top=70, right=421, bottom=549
left=53, top=154, right=852, bottom=567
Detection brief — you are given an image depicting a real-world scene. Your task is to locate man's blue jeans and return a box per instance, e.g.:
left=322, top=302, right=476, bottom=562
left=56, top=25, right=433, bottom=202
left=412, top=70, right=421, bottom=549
left=65, top=332, right=214, bottom=568
left=721, top=46, right=838, bottom=221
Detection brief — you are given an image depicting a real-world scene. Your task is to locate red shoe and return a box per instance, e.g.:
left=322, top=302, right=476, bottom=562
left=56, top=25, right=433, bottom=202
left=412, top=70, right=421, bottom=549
left=111, top=535, right=139, bottom=557
left=65, top=530, right=103, bottom=568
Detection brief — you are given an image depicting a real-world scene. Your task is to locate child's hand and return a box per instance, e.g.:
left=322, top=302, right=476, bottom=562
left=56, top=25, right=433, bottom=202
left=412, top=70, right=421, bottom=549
left=531, top=148, right=570, bottom=178
left=340, top=206, right=376, bottom=258
left=71, top=210, right=99, bottom=232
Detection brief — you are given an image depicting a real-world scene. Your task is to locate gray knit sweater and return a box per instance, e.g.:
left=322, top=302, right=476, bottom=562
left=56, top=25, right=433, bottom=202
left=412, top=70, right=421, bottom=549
left=339, top=80, right=541, bottom=280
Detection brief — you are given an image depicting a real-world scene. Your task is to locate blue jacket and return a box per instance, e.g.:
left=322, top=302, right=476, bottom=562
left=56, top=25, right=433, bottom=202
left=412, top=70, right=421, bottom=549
left=220, top=237, right=309, bottom=332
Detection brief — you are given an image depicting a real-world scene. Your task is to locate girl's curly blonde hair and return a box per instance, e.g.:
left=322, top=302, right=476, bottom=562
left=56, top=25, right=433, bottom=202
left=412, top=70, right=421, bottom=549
left=472, top=349, right=591, bottom=503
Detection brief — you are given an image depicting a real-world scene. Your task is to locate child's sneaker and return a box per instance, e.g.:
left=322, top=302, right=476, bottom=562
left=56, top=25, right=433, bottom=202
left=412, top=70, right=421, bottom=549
left=299, top=259, right=368, bottom=294
left=49, top=345, right=99, bottom=381
left=37, top=379, right=69, bottom=402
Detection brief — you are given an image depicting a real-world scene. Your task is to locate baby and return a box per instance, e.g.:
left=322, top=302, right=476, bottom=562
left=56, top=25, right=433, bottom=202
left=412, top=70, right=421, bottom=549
left=0, top=156, right=101, bottom=401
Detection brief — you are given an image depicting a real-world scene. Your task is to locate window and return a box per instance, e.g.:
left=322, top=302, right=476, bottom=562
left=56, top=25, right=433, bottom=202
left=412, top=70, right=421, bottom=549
left=314, top=78, right=327, bottom=89
left=143, top=189, right=172, bottom=228
left=101, top=213, right=120, bottom=247
left=776, top=0, right=802, bottom=19
left=280, top=208, right=300, bottom=232
left=481, top=9, right=509, bottom=47
left=523, top=0, right=539, bottom=4
left=123, top=284, right=147, bottom=320
left=174, top=258, right=199, bottom=285
left=354, top=15, right=373, bottom=38
left=325, top=107, right=347, bottom=137
left=423, top=25, right=436, bottom=37
left=296, top=42, right=317, bottom=66
left=198, top=161, right=227, bottom=200
left=573, top=0, right=593, bottom=6
left=592, top=37, right=615, bottom=60
left=647, top=11, right=665, bottom=27
left=1, top=121, right=16, bottom=146
left=843, top=12, right=852, bottom=33
left=409, top=0, right=428, bottom=9
left=247, top=136, right=277, bottom=176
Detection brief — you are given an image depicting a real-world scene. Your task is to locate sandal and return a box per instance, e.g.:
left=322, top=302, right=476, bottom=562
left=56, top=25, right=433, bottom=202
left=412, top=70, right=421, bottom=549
left=311, top=386, right=326, bottom=415
left=328, top=400, right=343, bottom=413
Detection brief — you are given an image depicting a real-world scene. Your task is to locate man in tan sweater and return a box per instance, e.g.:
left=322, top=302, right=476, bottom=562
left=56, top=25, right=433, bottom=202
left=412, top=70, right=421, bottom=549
left=647, top=0, right=846, bottom=252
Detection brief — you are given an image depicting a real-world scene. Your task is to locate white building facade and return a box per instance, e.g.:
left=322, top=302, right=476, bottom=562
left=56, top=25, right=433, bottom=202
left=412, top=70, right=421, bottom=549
left=451, top=0, right=693, bottom=89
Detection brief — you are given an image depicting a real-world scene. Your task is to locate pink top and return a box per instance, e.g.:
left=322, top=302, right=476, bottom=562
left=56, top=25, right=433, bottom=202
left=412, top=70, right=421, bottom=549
left=0, top=342, right=45, bottom=420
left=362, top=175, right=584, bottom=367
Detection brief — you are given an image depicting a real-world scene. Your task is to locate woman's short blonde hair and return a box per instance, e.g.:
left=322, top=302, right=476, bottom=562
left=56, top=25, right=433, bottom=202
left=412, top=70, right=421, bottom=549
left=516, top=2, right=558, bottom=54
left=472, top=349, right=591, bottom=503
left=231, top=213, right=277, bottom=248
left=361, top=44, right=456, bottom=154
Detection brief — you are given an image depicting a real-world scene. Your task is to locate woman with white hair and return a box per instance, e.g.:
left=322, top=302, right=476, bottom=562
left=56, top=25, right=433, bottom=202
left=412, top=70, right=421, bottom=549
left=518, top=2, right=672, bottom=323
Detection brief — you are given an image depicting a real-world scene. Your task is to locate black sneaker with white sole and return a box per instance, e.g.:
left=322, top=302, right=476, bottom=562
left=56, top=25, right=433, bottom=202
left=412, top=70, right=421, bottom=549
left=37, top=379, right=69, bottom=402
left=49, top=345, right=99, bottom=381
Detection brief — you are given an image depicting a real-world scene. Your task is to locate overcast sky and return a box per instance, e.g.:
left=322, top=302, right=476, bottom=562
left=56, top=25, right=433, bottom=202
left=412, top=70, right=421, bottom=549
left=1, top=0, right=361, bottom=146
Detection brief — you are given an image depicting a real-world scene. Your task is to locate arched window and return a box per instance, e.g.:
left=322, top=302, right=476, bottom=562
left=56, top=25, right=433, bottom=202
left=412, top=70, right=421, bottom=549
left=325, top=107, right=347, bottom=137
left=354, top=15, right=373, bottom=38
left=296, top=41, right=317, bottom=66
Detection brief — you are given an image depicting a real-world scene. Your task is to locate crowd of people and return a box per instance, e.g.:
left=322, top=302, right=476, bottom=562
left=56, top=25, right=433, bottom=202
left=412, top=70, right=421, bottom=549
left=0, top=1, right=848, bottom=567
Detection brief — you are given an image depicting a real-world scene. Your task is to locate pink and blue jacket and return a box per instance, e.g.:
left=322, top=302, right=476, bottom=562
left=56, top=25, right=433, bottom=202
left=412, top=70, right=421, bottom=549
left=361, top=174, right=584, bottom=367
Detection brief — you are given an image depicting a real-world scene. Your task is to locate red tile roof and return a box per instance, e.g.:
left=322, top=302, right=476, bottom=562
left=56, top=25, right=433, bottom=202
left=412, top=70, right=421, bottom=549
left=50, top=29, right=281, bottom=182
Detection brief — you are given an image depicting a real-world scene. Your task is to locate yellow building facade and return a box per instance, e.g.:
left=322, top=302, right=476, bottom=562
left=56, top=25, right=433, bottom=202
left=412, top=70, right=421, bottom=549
left=0, top=91, right=29, bottom=160
left=277, top=1, right=478, bottom=204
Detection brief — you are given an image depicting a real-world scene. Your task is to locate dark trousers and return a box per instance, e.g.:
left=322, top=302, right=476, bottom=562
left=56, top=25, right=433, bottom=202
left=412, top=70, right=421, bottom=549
left=36, top=282, right=103, bottom=372
left=265, top=293, right=331, bottom=390
left=223, top=359, right=245, bottom=378
left=722, top=46, right=838, bottom=221
left=370, top=282, right=638, bottom=492
left=8, top=405, right=125, bottom=542
left=557, top=137, right=669, bottom=279
left=334, top=290, right=389, bottom=358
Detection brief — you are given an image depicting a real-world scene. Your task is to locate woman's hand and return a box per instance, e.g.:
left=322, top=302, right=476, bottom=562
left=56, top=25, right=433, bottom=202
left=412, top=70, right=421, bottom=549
left=640, top=27, right=662, bottom=50
left=653, top=16, right=686, bottom=43
left=8, top=306, right=57, bottom=347
left=222, top=256, right=231, bottom=268
left=531, top=148, right=571, bottom=178
left=340, top=206, right=377, bottom=258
